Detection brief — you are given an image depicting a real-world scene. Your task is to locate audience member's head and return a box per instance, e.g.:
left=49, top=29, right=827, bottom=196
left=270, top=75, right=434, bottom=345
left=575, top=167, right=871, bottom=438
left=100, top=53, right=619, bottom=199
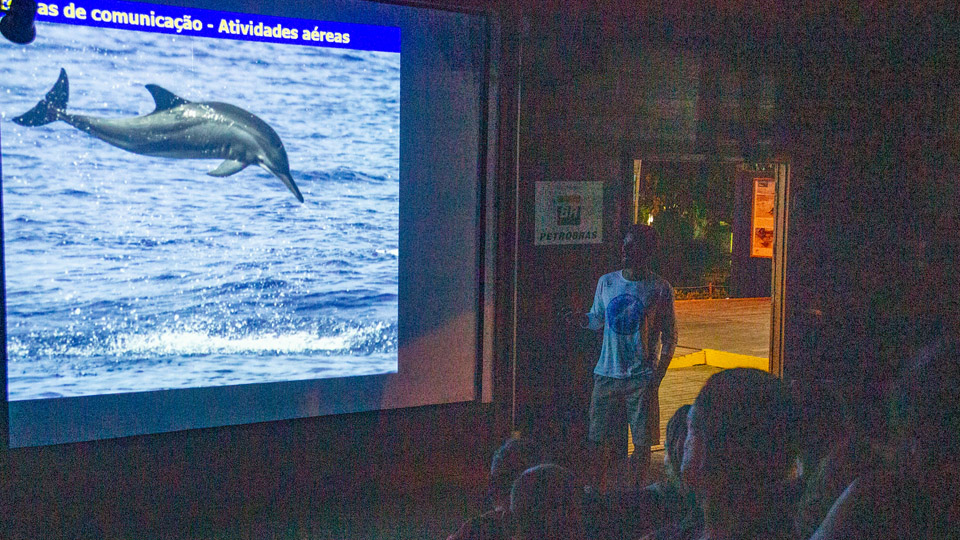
left=681, top=368, right=798, bottom=538
left=791, top=378, right=849, bottom=468
left=510, top=464, right=584, bottom=540
left=664, top=404, right=691, bottom=483
left=488, top=438, right=541, bottom=511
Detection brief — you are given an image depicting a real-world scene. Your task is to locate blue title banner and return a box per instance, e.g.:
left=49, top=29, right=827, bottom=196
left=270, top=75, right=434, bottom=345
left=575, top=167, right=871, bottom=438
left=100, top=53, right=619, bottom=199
left=3, top=0, right=400, bottom=52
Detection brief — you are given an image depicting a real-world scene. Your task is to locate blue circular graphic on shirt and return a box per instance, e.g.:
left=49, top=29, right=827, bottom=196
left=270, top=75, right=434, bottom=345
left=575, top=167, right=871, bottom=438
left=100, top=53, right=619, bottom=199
left=607, top=293, right=646, bottom=335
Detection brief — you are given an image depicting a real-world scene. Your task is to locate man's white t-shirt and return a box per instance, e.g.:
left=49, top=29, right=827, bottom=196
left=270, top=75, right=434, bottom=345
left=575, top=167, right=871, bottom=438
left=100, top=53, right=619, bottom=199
left=585, top=270, right=677, bottom=379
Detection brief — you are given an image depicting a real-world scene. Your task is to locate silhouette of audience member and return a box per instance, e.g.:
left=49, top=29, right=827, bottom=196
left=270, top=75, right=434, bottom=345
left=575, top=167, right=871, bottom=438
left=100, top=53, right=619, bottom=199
left=640, top=404, right=704, bottom=540
left=680, top=368, right=798, bottom=540
left=655, top=404, right=697, bottom=517
left=447, top=438, right=542, bottom=540
left=810, top=339, right=960, bottom=540
left=793, top=380, right=879, bottom=539
left=596, top=404, right=698, bottom=540
left=510, top=464, right=584, bottom=540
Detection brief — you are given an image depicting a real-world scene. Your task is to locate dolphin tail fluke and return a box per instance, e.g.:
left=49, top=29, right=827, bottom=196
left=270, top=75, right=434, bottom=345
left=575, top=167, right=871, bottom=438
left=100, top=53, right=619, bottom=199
left=13, top=68, right=69, bottom=127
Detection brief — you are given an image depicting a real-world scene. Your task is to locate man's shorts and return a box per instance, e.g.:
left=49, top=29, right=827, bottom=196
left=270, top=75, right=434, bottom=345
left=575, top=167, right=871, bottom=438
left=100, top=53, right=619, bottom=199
left=588, top=373, right=654, bottom=455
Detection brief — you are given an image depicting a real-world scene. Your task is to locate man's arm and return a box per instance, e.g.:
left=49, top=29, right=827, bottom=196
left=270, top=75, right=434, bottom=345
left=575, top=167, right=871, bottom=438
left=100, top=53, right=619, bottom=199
left=583, top=277, right=605, bottom=331
left=654, top=284, right=677, bottom=384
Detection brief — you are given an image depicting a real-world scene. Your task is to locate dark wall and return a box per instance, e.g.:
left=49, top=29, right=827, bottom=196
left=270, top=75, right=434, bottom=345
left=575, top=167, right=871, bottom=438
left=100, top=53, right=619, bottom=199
left=779, top=5, right=960, bottom=434
left=1, top=402, right=502, bottom=537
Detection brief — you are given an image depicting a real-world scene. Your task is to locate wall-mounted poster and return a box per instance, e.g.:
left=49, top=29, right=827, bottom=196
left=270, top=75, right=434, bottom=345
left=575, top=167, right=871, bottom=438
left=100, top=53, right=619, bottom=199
left=535, top=181, right=603, bottom=245
left=751, top=178, right=776, bottom=258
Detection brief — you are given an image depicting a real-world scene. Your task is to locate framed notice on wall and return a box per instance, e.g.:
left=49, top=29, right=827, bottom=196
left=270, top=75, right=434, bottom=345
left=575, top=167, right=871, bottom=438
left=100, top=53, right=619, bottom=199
left=751, top=178, right=775, bottom=258
left=535, top=181, right=603, bottom=245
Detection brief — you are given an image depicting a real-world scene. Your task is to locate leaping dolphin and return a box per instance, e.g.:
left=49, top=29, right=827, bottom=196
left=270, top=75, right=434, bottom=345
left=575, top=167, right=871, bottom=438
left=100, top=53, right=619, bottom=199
left=13, top=68, right=303, bottom=203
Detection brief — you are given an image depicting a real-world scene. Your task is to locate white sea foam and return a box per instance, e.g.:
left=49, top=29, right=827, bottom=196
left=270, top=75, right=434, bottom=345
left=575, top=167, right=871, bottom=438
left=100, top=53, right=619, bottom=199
left=110, top=328, right=360, bottom=356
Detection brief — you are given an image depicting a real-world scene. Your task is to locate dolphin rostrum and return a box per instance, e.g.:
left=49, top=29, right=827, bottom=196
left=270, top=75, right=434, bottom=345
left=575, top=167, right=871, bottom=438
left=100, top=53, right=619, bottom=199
left=13, top=68, right=303, bottom=203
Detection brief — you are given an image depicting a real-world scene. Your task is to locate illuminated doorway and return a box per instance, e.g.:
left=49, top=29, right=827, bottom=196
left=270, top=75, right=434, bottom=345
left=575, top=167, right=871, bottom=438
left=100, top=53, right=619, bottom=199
left=627, top=157, right=790, bottom=453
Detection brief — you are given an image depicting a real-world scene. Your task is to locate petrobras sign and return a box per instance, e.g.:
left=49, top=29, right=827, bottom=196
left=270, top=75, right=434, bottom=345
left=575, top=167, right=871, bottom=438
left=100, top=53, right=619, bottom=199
left=535, top=181, right=603, bottom=245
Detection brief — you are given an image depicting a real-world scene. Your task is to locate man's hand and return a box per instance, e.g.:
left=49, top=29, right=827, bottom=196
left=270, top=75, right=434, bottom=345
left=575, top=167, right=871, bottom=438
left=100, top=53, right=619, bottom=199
left=560, top=307, right=585, bottom=327
left=653, top=363, right=671, bottom=387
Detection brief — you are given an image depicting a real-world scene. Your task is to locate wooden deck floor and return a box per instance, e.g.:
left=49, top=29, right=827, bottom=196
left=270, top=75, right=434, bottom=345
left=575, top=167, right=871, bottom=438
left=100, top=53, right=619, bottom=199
left=656, top=365, right=723, bottom=443
left=629, top=364, right=723, bottom=456
left=641, top=297, right=772, bottom=449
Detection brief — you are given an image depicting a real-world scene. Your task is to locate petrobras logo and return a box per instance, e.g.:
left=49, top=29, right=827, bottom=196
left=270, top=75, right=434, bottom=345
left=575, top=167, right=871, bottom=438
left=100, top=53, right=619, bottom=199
left=555, top=194, right=582, bottom=226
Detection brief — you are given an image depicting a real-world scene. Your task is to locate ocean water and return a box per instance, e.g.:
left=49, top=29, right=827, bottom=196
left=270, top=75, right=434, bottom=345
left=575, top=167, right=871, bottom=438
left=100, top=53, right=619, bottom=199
left=0, top=22, right=400, bottom=400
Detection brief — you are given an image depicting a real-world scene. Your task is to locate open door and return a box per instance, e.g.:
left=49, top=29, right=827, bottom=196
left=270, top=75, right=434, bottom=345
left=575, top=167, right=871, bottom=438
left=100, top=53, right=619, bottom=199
left=769, top=162, right=790, bottom=377
left=629, top=157, right=790, bottom=452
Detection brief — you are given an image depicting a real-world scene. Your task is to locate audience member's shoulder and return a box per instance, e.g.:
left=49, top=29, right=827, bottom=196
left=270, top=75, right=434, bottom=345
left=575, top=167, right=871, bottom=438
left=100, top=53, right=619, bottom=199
left=447, top=508, right=508, bottom=540
left=809, top=473, right=911, bottom=540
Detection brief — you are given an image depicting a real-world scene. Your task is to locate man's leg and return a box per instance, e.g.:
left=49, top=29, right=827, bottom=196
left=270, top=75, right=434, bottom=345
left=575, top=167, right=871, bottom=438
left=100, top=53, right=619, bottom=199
left=588, top=375, right=625, bottom=491
left=626, top=376, right=653, bottom=487
left=587, top=439, right=616, bottom=492
left=630, top=442, right=651, bottom=488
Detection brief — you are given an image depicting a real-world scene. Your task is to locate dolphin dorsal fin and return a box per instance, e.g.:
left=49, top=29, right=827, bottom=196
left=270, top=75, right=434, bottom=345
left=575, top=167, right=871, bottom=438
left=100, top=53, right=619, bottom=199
left=145, top=84, right=190, bottom=111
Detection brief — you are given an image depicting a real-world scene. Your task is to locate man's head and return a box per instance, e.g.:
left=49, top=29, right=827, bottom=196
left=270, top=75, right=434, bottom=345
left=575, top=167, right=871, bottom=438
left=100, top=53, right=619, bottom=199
left=681, top=368, right=797, bottom=503
left=621, top=224, right=659, bottom=271
left=488, top=437, right=541, bottom=509
left=510, top=464, right=584, bottom=540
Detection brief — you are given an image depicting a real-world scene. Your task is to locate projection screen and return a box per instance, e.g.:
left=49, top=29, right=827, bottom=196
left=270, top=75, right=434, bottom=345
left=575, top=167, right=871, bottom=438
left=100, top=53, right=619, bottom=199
left=1, top=0, right=493, bottom=447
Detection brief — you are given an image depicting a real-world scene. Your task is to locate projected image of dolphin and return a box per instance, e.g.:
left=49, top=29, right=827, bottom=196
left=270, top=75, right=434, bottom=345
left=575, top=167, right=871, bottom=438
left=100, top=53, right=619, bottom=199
left=13, top=68, right=303, bottom=203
